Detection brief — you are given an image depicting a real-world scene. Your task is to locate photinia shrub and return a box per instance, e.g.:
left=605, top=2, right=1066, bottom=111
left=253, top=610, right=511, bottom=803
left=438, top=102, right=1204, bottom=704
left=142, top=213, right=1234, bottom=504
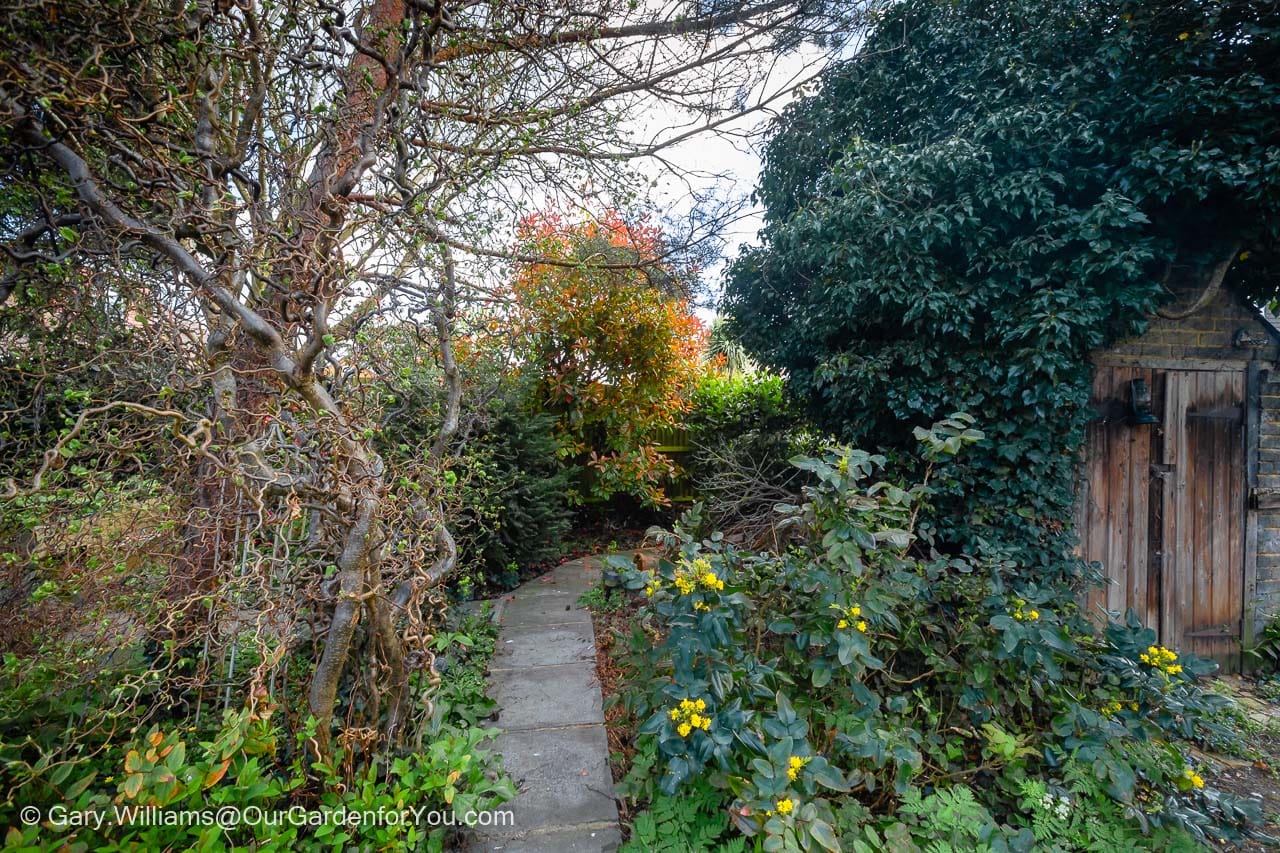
left=509, top=210, right=709, bottom=506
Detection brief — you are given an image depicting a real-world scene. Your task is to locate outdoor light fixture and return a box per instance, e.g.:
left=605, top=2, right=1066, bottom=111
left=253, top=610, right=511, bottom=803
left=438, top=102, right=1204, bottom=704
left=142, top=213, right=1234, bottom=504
left=1129, top=378, right=1159, bottom=425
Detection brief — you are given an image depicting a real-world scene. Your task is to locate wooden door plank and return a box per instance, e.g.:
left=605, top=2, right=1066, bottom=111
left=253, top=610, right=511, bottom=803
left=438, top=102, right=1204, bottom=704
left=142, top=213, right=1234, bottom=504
left=1147, top=370, right=1167, bottom=626
left=1161, top=370, right=1186, bottom=650
left=1108, top=367, right=1134, bottom=618
left=1129, top=368, right=1152, bottom=621
left=1085, top=366, right=1115, bottom=622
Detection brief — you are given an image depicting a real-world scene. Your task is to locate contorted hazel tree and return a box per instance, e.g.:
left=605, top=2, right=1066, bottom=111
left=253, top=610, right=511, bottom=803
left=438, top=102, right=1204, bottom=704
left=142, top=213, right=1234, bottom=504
left=511, top=210, right=707, bottom=506
left=0, top=0, right=875, bottom=762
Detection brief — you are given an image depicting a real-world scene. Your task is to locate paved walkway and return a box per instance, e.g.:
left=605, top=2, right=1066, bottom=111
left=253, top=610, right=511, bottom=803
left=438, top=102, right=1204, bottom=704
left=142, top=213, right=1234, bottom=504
left=468, top=556, right=621, bottom=852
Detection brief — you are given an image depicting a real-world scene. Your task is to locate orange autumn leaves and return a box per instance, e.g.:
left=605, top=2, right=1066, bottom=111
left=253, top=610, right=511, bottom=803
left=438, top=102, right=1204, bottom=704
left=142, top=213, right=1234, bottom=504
left=510, top=210, right=709, bottom=505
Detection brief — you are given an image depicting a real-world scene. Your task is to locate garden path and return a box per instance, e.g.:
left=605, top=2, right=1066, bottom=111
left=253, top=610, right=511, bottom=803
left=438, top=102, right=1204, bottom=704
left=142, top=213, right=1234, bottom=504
left=467, top=555, right=621, bottom=852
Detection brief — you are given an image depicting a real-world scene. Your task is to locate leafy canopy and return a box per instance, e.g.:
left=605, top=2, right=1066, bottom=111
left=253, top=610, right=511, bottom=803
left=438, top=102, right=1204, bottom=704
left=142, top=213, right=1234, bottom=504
left=723, top=0, right=1280, bottom=563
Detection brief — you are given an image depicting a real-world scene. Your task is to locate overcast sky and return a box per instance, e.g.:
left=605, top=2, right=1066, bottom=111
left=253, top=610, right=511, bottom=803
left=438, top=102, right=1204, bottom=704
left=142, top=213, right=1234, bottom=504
left=633, top=47, right=834, bottom=321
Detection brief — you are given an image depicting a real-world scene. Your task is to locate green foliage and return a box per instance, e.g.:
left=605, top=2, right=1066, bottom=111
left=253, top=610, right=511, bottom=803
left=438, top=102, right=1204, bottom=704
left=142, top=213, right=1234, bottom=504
left=451, top=394, right=573, bottom=594
left=578, top=583, right=629, bottom=614
left=0, top=614, right=513, bottom=851
left=1244, top=615, right=1280, bottom=672
left=682, top=371, right=823, bottom=535
left=366, top=327, right=572, bottom=594
left=684, top=371, right=808, bottom=482
left=613, top=420, right=1262, bottom=850
left=723, top=0, right=1280, bottom=567
left=622, top=777, right=745, bottom=853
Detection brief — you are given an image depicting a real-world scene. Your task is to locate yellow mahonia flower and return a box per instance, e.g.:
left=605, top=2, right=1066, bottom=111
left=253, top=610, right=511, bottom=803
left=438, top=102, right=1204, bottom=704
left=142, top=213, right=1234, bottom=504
left=1139, top=645, right=1181, bottom=675
left=674, top=576, right=695, bottom=595
left=644, top=582, right=659, bottom=596
left=1011, top=597, right=1042, bottom=621
left=1178, top=31, right=1189, bottom=40
left=787, top=756, right=811, bottom=781
left=835, top=603, right=866, bottom=631
left=1241, top=251, right=1252, bottom=260
left=670, top=698, right=712, bottom=736
left=1183, top=768, right=1204, bottom=788
left=694, top=601, right=710, bottom=612
left=776, top=798, right=794, bottom=815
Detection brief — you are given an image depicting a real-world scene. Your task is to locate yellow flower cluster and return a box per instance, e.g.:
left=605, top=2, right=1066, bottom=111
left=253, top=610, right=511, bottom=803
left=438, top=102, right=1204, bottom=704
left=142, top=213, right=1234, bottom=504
left=1011, top=598, right=1039, bottom=621
left=668, top=698, right=711, bottom=737
left=833, top=604, right=868, bottom=633
left=646, top=557, right=726, bottom=598
left=671, top=557, right=725, bottom=595
left=1183, top=768, right=1205, bottom=789
left=787, top=756, right=810, bottom=781
left=764, top=797, right=795, bottom=817
left=1101, top=699, right=1140, bottom=717
left=1139, top=645, right=1182, bottom=675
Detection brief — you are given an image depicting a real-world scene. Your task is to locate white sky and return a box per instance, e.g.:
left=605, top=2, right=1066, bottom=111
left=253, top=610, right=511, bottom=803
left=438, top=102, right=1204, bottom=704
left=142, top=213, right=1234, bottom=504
left=629, top=47, right=833, bottom=322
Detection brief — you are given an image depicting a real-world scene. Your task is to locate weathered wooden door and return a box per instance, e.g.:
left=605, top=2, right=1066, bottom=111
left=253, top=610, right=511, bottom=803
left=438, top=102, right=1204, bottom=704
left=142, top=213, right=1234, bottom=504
left=1079, top=365, right=1247, bottom=668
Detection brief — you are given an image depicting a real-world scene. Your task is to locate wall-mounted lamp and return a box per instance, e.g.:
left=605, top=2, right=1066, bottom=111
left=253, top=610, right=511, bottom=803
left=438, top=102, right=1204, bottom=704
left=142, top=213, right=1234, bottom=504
left=1129, top=378, right=1159, bottom=425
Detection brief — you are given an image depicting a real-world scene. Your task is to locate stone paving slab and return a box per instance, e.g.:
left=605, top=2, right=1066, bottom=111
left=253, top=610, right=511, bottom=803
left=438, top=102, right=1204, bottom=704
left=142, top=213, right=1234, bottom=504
left=489, top=662, right=603, bottom=730
left=474, top=825, right=622, bottom=852
left=490, top=622, right=595, bottom=671
left=498, top=591, right=594, bottom=628
left=469, top=556, right=621, bottom=851
left=477, top=726, right=618, bottom=839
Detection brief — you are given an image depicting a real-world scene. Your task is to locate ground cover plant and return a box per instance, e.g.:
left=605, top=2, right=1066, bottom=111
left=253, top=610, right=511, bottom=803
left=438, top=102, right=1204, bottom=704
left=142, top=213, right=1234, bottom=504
left=0, top=610, right=513, bottom=851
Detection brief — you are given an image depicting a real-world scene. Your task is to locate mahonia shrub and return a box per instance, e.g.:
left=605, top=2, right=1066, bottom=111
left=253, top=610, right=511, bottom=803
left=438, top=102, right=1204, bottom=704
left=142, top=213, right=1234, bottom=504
left=613, top=416, right=1262, bottom=851
left=509, top=210, right=709, bottom=506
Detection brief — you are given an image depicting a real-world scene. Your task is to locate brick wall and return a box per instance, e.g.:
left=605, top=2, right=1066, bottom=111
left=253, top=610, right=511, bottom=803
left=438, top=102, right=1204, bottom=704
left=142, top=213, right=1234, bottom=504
left=1106, top=285, right=1279, bottom=363
left=1255, top=371, right=1280, bottom=628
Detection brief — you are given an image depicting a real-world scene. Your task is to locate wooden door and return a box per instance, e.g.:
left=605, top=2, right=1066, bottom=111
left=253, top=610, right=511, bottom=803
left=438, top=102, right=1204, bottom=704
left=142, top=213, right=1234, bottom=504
left=1080, top=366, right=1158, bottom=629
left=1079, top=365, right=1246, bottom=669
left=1161, top=370, right=1246, bottom=664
